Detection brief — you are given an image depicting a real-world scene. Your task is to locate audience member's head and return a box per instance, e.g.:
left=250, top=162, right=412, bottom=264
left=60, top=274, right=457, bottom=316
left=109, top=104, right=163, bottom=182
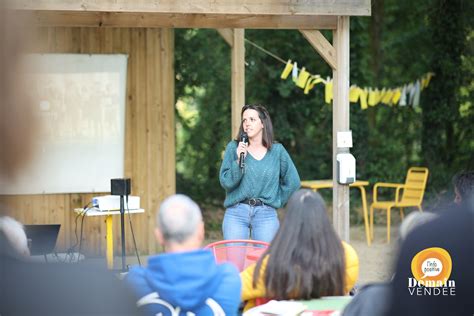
left=452, top=170, right=474, bottom=206
left=387, top=198, right=474, bottom=316
left=0, top=216, right=30, bottom=259
left=254, top=189, right=346, bottom=300
left=398, top=211, right=438, bottom=242
left=155, top=194, right=204, bottom=251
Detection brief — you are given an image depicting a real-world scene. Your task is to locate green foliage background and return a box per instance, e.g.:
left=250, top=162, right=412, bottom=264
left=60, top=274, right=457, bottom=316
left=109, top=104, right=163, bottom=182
left=174, top=0, right=473, bottom=219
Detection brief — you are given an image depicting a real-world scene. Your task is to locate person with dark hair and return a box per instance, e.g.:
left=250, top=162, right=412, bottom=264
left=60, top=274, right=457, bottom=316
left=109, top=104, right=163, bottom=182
left=342, top=211, right=437, bottom=316
left=386, top=201, right=474, bottom=316
left=219, top=104, right=300, bottom=242
left=344, top=171, right=474, bottom=316
left=240, top=189, right=359, bottom=311
left=126, top=194, right=241, bottom=315
left=452, top=170, right=474, bottom=205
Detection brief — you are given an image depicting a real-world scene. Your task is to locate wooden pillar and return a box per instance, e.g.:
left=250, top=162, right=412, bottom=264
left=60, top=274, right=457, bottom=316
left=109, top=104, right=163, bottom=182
left=332, top=16, right=350, bottom=241
left=231, top=29, right=245, bottom=137
left=217, top=28, right=245, bottom=138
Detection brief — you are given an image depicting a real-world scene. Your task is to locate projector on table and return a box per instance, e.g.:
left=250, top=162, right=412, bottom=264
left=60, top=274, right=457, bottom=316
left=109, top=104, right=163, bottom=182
left=92, top=195, right=140, bottom=211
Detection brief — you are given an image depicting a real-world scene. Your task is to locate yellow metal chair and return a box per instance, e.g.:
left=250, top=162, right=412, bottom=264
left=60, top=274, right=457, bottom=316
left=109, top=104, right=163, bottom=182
left=370, top=167, right=429, bottom=243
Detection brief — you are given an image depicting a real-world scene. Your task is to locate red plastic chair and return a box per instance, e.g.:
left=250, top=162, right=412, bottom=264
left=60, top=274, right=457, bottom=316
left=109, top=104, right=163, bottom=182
left=204, top=239, right=270, bottom=272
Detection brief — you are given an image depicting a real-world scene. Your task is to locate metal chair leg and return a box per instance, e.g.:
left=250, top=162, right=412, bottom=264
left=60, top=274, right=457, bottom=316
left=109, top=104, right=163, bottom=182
left=360, top=187, right=371, bottom=246
left=370, top=205, right=375, bottom=241
left=387, top=207, right=391, bottom=243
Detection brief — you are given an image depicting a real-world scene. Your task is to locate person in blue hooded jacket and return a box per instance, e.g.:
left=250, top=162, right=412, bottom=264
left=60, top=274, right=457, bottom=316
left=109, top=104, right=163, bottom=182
left=126, top=194, right=241, bottom=315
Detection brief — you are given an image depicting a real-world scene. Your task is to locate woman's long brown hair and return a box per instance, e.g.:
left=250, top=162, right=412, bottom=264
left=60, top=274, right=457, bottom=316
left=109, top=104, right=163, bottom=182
left=253, top=189, right=346, bottom=300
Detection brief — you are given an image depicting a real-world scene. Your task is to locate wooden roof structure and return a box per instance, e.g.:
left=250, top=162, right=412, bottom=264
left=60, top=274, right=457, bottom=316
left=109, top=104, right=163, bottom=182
left=8, top=0, right=371, bottom=252
left=13, top=1, right=370, bottom=28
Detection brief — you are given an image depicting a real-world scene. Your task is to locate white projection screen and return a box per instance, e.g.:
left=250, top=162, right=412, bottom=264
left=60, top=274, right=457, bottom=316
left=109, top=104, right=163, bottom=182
left=0, top=54, right=128, bottom=194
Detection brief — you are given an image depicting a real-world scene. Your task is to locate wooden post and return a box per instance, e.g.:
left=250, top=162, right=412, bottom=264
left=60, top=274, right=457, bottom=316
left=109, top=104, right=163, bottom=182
left=231, top=29, right=245, bottom=138
left=332, top=16, right=350, bottom=242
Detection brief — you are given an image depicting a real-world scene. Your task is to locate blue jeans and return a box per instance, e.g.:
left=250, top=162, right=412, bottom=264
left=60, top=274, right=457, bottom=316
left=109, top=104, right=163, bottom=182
left=222, top=203, right=279, bottom=243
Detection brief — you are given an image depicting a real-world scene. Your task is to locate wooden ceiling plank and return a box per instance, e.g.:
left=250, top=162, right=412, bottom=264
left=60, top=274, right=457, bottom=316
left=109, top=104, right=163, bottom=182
left=21, top=11, right=339, bottom=29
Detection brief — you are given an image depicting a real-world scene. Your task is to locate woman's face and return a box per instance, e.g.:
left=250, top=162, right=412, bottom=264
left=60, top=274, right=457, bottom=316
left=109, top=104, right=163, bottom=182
left=242, top=109, right=264, bottom=139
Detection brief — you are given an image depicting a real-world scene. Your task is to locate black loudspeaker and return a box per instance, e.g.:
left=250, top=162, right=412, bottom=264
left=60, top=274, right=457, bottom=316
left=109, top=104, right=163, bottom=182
left=111, top=178, right=131, bottom=196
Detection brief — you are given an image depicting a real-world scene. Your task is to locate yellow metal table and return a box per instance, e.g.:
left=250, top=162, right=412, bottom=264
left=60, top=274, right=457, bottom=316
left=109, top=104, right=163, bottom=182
left=74, top=208, right=145, bottom=269
left=300, top=180, right=371, bottom=246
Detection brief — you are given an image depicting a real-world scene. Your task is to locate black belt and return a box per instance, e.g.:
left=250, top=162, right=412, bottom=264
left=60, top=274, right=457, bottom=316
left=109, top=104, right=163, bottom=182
left=241, top=198, right=264, bottom=206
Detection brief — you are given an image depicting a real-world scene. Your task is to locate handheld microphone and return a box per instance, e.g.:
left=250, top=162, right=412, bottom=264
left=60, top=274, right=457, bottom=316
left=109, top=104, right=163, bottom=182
left=239, top=132, right=248, bottom=169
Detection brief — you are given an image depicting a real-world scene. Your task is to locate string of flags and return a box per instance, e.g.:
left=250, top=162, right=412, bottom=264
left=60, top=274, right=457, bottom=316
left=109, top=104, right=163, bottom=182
left=280, top=59, right=434, bottom=110
left=244, top=38, right=434, bottom=110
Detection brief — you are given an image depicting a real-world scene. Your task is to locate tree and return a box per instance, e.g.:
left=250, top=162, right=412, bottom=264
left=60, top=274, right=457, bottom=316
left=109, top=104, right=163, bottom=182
left=422, top=0, right=472, bottom=192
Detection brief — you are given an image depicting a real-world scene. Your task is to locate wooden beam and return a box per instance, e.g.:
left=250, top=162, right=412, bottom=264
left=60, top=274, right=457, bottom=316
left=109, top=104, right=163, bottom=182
left=300, top=30, right=336, bottom=70
left=12, top=1, right=371, bottom=16
left=231, top=29, right=245, bottom=138
left=18, top=11, right=338, bottom=29
left=217, top=28, right=233, bottom=46
left=332, top=16, right=350, bottom=242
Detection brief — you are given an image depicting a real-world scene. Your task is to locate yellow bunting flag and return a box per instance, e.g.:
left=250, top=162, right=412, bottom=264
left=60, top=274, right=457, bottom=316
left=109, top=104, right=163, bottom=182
left=296, top=67, right=310, bottom=89
left=359, top=88, right=368, bottom=110
left=382, top=89, right=394, bottom=104
left=304, top=76, right=324, bottom=94
left=280, top=60, right=293, bottom=80
left=421, top=72, right=434, bottom=89
left=392, top=88, right=402, bottom=105
left=325, top=80, right=333, bottom=104
left=368, top=89, right=376, bottom=106
left=374, top=89, right=383, bottom=105
left=349, top=86, right=360, bottom=103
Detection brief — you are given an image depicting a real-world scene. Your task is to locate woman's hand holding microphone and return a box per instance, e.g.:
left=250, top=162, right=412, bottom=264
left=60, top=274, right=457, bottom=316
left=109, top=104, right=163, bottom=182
left=237, top=132, right=249, bottom=169
left=236, top=141, right=248, bottom=159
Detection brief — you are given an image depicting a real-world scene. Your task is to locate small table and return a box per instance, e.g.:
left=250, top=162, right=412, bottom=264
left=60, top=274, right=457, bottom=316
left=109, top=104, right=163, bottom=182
left=74, top=208, right=145, bottom=269
left=300, top=180, right=371, bottom=246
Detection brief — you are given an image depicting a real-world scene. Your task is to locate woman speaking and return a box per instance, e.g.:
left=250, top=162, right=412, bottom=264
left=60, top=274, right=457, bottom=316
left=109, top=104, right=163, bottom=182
left=219, top=104, right=300, bottom=243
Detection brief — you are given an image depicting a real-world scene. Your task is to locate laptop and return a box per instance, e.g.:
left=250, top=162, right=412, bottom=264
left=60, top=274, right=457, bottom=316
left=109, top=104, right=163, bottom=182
left=24, top=224, right=61, bottom=256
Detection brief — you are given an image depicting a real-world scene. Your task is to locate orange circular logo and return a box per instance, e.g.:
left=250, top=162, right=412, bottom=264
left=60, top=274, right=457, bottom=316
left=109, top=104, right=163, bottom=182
left=411, top=247, right=452, bottom=286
